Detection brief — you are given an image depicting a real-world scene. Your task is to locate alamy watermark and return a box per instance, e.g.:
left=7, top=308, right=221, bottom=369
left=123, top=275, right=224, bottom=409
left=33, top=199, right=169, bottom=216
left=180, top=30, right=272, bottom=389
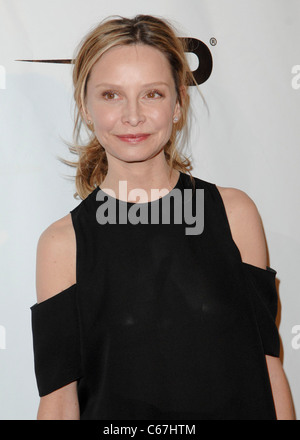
left=291, top=325, right=300, bottom=350
left=0, top=325, right=6, bottom=349
left=291, top=65, right=300, bottom=90
left=96, top=182, right=204, bottom=235
left=0, top=65, right=6, bottom=90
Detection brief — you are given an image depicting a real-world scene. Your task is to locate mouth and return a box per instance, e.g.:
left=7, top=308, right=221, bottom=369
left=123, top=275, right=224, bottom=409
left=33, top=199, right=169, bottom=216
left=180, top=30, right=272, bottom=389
left=116, top=133, right=151, bottom=143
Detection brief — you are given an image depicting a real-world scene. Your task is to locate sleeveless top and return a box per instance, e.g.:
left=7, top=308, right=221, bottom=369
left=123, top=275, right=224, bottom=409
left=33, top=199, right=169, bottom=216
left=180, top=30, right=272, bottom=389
left=31, top=172, right=280, bottom=420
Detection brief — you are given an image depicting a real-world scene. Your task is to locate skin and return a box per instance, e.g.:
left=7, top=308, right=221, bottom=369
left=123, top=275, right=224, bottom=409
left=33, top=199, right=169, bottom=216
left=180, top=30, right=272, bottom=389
left=83, top=44, right=182, bottom=202
left=35, top=44, right=296, bottom=420
left=218, top=187, right=296, bottom=420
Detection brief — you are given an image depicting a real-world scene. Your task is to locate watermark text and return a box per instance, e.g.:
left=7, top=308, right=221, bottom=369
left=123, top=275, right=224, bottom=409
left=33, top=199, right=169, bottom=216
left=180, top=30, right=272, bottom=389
left=96, top=183, right=204, bottom=235
left=0, top=65, right=6, bottom=89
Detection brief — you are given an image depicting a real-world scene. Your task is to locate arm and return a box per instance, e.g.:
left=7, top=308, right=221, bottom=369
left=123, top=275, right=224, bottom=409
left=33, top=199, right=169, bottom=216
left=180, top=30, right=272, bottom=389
left=218, top=186, right=296, bottom=420
left=35, top=214, right=79, bottom=420
left=37, top=382, right=79, bottom=420
left=265, top=355, right=296, bottom=420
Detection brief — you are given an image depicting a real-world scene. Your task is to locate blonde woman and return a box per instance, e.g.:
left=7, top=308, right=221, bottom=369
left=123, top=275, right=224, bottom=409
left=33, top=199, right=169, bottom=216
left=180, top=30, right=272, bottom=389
left=31, top=15, right=295, bottom=420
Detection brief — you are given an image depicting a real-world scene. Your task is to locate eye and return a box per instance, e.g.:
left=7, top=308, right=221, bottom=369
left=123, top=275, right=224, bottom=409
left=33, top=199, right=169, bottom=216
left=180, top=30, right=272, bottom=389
left=145, top=90, right=164, bottom=99
left=102, top=90, right=119, bottom=100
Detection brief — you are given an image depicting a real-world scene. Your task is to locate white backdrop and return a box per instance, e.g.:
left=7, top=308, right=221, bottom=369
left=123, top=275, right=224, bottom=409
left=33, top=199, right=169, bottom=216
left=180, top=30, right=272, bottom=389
left=0, top=0, right=299, bottom=420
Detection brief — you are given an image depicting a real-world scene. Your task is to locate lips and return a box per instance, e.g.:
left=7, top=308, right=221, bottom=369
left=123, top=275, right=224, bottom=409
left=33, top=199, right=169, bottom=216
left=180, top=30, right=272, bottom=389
left=116, top=133, right=150, bottom=143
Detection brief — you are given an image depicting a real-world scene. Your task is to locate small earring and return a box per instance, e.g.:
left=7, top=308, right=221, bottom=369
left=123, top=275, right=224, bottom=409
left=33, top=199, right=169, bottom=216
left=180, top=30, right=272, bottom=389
left=87, top=120, right=94, bottom=130
left=173, top=117, right=179, bottom=123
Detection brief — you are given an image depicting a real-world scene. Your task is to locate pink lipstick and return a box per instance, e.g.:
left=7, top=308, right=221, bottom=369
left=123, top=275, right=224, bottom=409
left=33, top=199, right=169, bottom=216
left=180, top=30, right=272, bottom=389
left=116, top=134, right=150, bottom=143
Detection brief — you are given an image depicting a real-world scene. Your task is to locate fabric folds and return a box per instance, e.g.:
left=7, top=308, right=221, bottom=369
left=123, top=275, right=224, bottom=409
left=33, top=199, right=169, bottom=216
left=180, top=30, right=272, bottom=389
left=31, top=284, right=82, bottom=397
left=30, top=173, right=281, bottom=419
left=242, top=263, right=280, bottom=357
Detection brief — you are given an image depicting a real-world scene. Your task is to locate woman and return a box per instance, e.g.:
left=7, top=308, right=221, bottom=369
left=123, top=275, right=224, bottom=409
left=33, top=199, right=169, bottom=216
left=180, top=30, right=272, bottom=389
left=31, top=14, right=295, bottom=420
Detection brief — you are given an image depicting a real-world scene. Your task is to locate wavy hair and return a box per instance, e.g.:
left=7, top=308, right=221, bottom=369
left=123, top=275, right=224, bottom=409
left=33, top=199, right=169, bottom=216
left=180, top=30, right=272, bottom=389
left=63, top=14, right=197, bottom=199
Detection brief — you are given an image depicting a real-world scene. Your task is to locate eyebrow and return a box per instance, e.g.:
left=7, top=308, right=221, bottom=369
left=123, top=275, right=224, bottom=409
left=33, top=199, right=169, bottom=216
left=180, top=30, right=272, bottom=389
left=94, top=81, right=170, bottom=89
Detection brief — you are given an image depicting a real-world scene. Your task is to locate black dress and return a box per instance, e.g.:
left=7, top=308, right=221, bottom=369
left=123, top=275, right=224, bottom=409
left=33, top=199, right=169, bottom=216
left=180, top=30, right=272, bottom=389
left=31, top=172, right=280, bottom=420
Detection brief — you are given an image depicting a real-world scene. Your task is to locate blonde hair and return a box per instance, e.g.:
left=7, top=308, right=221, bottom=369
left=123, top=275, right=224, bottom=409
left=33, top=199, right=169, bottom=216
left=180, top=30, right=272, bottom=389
left=65, top=14, right=196, bottom=199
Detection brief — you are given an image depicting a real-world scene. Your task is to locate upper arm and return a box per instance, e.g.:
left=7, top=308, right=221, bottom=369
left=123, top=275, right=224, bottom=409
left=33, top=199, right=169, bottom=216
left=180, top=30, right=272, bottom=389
left=36, top=213, right=76, bottom=303
left=34, top=214, right=79, bottom=419
left=217, top=187, right=297, bottom=417
left=217, top=186, right=268, bottom=269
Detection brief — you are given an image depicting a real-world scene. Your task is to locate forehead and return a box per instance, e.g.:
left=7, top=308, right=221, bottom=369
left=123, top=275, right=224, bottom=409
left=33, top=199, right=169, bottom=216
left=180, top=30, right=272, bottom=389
left=88, top=44, right=174, bottom=85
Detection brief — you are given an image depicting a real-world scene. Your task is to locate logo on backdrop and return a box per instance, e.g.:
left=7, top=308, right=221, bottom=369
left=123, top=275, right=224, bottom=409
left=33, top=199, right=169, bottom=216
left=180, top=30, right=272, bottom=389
left=16, top=37, right=214, bottom=85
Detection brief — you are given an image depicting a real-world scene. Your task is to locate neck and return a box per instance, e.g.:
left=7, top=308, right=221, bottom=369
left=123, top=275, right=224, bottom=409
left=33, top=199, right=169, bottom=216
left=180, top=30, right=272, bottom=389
left=100, top=153, right=179, bottom=203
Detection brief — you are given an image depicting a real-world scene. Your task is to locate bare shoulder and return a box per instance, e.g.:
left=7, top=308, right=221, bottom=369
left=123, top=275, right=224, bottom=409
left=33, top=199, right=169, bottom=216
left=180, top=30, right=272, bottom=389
left=216, top=186, right=268, bottom=269
left=36, top=213, right=76, bottom=303
left=217, top=186, right=257, bottom=217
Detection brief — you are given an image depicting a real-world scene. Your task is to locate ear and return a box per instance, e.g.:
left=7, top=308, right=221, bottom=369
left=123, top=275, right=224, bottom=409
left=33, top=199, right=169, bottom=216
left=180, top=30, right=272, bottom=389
left=173, top=85, right=186, bottom=121
left=173, top=99, right=181, bottom=122
left=81, top=104, right=93, bottom=126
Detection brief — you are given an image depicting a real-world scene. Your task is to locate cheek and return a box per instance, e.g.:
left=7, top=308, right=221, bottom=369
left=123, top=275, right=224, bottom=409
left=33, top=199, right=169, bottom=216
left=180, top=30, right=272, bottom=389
left=88, top=99, right=175, bottom=139
left=149, top=106, right=173, bottom=130
left=93, top=109, right=119, bottom=136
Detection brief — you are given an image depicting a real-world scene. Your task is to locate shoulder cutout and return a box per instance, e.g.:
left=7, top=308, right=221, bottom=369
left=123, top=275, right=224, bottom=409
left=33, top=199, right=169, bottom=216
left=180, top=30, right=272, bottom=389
left=217, top=186, right=268, bottom=269
left=36, top=213, right=76, bottom=304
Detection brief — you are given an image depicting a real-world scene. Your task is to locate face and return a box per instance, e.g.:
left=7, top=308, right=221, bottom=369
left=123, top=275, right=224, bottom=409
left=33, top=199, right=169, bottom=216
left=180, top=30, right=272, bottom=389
left=84, top=44, right=181, bottom=164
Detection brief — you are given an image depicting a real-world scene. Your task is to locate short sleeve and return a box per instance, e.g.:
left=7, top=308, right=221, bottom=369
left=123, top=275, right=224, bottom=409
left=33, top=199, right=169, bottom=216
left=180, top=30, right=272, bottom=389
left=242, top=263, right=280, bottom=357
left=31, top=284, right=83, bottom=397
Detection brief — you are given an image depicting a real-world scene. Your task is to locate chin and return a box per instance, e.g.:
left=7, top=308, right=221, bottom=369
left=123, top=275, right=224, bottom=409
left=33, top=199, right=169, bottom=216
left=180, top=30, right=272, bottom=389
left=117, top=155, right=156, bottom=164
left=111, top=147, right=164, bottom=164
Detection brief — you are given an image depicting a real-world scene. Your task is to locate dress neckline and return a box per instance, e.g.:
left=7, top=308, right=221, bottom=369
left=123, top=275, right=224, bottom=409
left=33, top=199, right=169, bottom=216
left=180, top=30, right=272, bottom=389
left=97, top=171, right=183, bottom=206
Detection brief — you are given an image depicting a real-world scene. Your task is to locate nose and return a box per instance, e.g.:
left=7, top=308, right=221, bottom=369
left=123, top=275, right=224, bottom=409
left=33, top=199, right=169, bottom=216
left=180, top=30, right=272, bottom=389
left=121, top=99, right=146, bottom=126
